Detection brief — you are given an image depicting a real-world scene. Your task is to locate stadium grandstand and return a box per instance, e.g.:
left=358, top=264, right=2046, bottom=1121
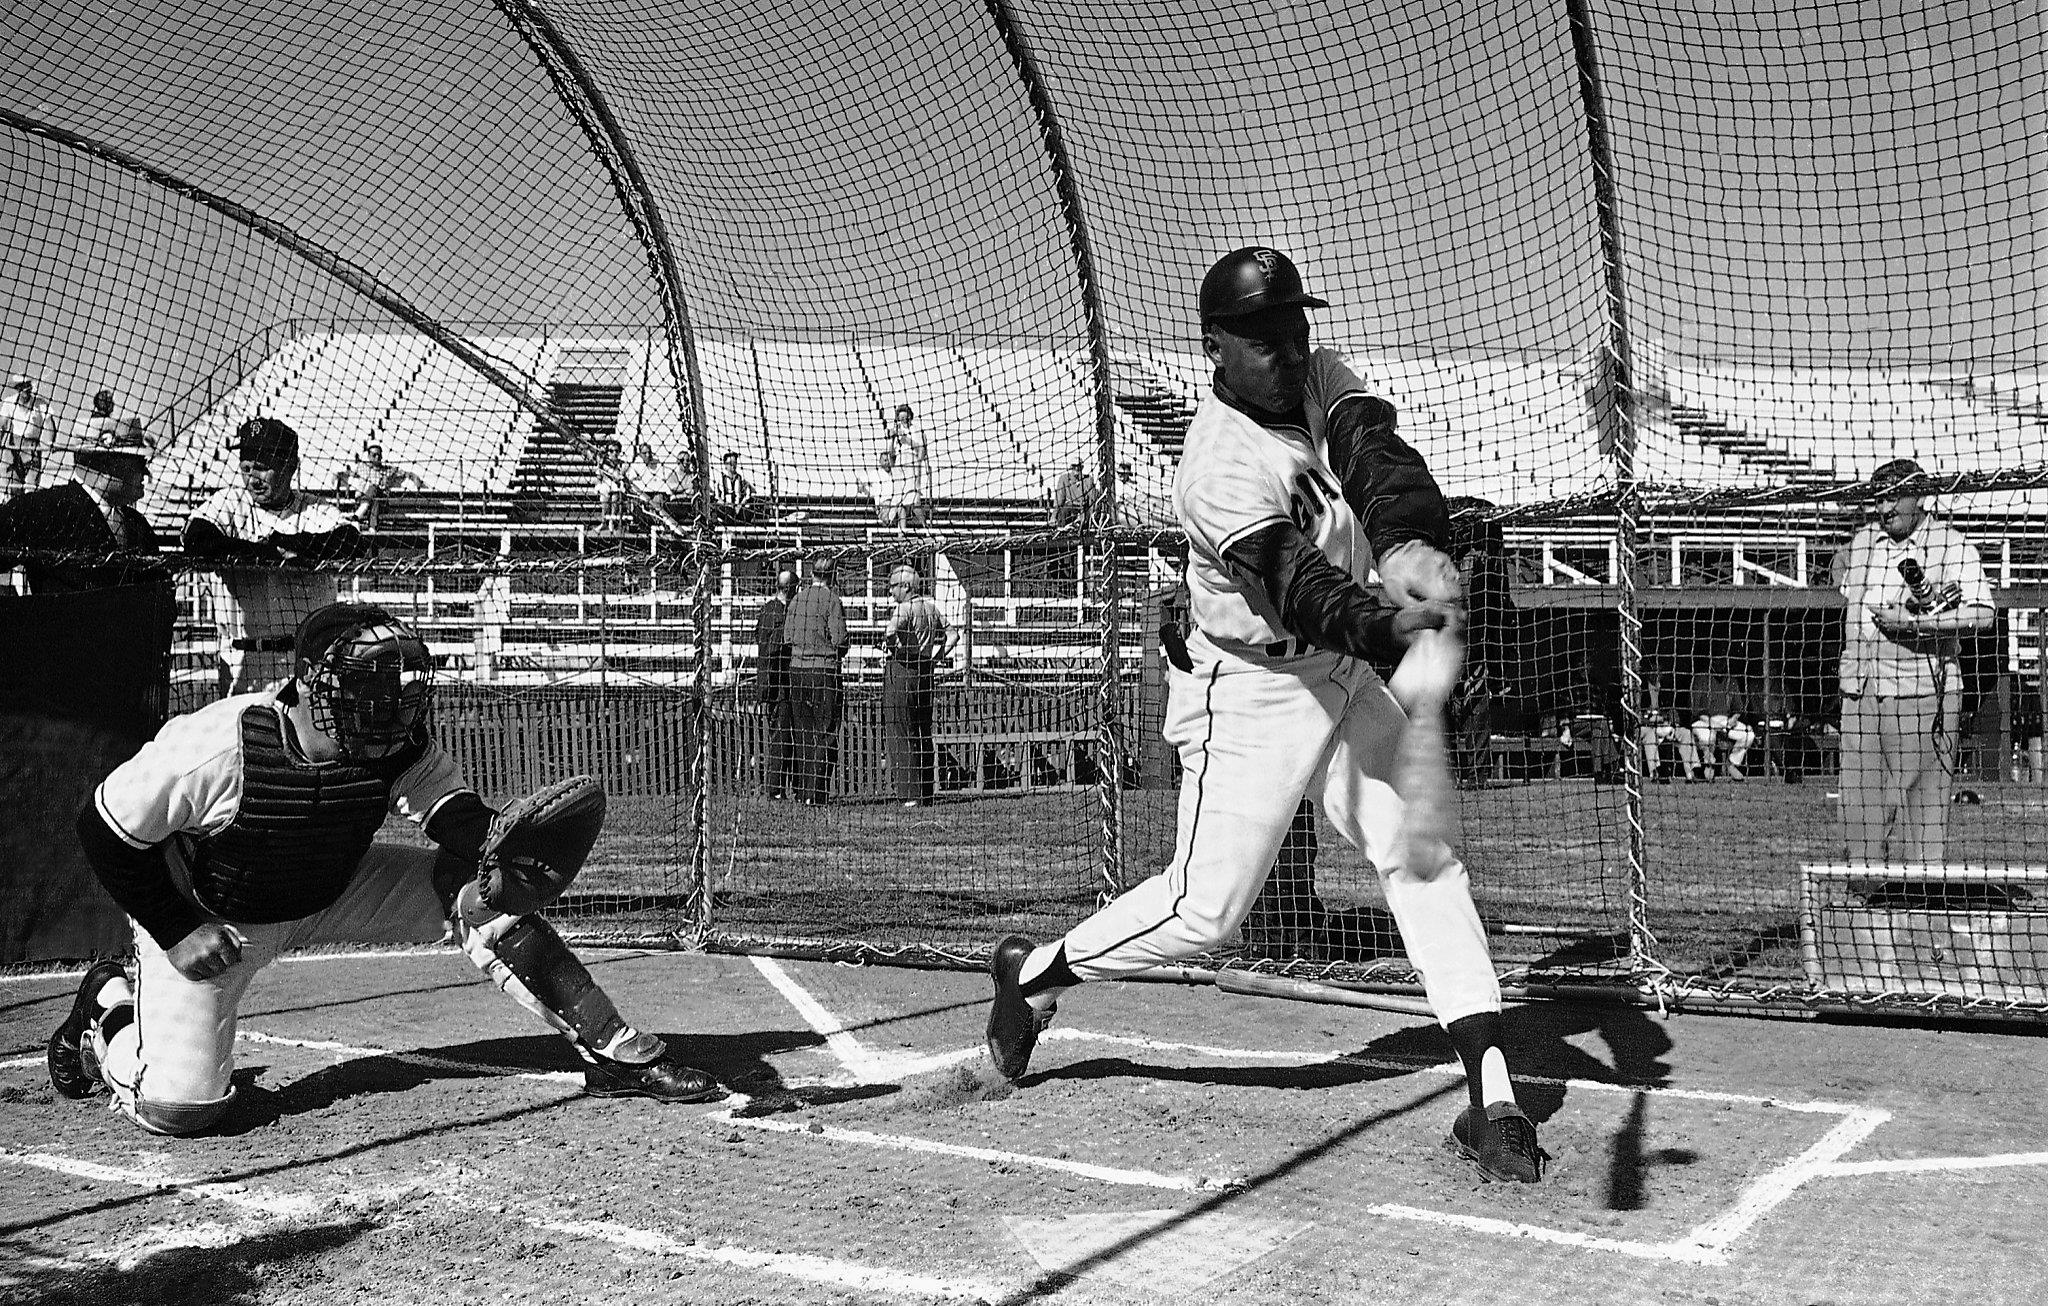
left=106, top=322, right=2048, bottom=711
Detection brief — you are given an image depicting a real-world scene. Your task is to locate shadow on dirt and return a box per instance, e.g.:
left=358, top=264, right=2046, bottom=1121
left=219, top=1026, right=892, bottom=1133
left=1354, top=995, right=1684, bottom=1210
left=0, top=1215, right=376, bottom=1305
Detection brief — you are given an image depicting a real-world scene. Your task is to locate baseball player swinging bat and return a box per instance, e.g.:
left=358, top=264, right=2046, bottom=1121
left=983, top=246, right=1545, bottom=1183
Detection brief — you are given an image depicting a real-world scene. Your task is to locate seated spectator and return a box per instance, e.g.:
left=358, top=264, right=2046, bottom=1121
left=1636, top=669, right=1702, bottom=782
left=714, top=450, right=764, bottom=526
left=623, top=443, right=671, bottom=528
left=338, top=443, right=422, bottom=532
left=863, top=458, right=905, bottom=530
left=1049, top=458, right=1095, bottom=527
left=1688, top=658, right=1757, bottom=780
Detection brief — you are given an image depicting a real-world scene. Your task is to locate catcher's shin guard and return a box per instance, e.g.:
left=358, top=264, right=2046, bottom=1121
left=453, top=902, right=645, bottom=1059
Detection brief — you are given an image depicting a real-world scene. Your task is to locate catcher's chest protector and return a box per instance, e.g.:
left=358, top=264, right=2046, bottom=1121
left=189, top=705, right=425, bottom=924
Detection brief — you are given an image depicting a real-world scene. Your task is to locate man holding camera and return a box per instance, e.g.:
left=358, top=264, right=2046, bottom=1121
left=1828, top=458, right=1994, bottom=862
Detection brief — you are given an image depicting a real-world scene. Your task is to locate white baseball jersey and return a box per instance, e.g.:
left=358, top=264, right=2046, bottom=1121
left=93, top=690, right=468, bottom=853
left=1174, top=348, right=1371, bottom=645
left=190, top=486, right=348, bottom=642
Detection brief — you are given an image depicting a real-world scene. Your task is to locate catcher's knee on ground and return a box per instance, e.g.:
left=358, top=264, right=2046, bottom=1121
left=100, top=1027, right=237, bottom=1136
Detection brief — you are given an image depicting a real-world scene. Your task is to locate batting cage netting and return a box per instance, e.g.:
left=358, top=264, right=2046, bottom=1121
left=3, top=0, right=2042, bottom=1021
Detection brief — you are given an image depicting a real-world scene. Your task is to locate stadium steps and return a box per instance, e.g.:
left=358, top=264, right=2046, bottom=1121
left=508, top=383, right=623, bottom=514
left=1670, top=405, right=1835, bottom=483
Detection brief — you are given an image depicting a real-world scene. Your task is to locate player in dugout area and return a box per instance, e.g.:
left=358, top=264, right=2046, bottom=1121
left=1828, top=457, right=1994, bottom=864
left=983, top=246, right=1546, bottom=1183
left=45, top=601, right=723, bottom=1136
left=184, top=417, right=362, bottom=696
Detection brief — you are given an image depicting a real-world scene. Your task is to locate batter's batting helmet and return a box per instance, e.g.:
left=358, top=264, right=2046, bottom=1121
left=1200, top=247, right=1328, bottom=323
left=295, top=602, right=435, bottom=761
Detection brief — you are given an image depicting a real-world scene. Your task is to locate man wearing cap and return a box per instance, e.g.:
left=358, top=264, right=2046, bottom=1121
left=2, top=374, right=54, bottom=501
left=880, top=563, right=955, bottom=806
left=981, top=247, right=1549, bottom=1185
left=782, top=556, right=849, bottom=804
left=0, top=413, right=163, bottom=594
left=184, top=417, right=362, bottom=696
left=1828, top=458, right=1994, bottom=862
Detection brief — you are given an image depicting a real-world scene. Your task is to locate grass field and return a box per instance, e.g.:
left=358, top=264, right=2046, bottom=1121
left=500, top=773, right=2048, bottom=997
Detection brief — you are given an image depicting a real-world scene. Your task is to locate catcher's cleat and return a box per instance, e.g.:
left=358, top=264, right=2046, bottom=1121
left=47, top=960, right=129, bottom=1100
left=1449, top=1102, right=1548, bottom=1183
left=986, top=934, right=1055, bottom=1081
left=584, top=1053, right=726, bottom=1104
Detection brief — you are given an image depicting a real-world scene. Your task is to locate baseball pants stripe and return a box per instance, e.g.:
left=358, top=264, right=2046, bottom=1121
left=1060, top=639, right=1500, bottom=1026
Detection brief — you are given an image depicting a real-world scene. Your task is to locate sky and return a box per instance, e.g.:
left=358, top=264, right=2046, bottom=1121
left=2, top=0, right=2039, bottom=451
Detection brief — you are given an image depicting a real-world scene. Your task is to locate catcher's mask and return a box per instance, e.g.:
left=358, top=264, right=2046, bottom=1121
left=294, top=602, right=434, bottom=760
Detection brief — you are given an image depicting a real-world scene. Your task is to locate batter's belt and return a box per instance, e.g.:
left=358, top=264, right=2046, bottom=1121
left=1198, top=631, right=1315, bottom=661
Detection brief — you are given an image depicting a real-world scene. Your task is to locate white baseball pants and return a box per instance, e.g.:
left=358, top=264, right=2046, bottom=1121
left=97, top=844, right=594, bottom=1135
left=1061, top=632, right=1501, bottom=1026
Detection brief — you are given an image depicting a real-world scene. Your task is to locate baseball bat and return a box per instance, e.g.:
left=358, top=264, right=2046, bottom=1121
left=1212, top=969, right=1438, bottom=1017
left=1383, top=627, right=1464, bottom=865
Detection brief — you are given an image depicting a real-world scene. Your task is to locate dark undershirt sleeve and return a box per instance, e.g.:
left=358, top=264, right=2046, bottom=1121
left=76, top=803, right=206, bottom=951
left=1222, top=520, right=1407, bottom=663
left=181, top=516, right=283, bottom=563
left=1323, top=394, right=1450, bottom=557
left=424, top=790, right=496, bottom=860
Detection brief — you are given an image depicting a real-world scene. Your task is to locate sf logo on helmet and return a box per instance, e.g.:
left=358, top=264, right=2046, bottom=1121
left=1251, top=249, right=1279, bottom=278
left=308, top=621, right=435, bottom=760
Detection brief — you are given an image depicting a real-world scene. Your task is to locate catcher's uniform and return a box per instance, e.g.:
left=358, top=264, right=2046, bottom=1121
left=187, top=486, right=350, bottom=691
left=1058, top=349, right=1501, bottom=1026
left=82, top=690, right=646, bottom=1134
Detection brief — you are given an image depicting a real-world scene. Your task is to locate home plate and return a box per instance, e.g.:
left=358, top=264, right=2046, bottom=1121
left=1002, top=1209, right=1312, bottom=1294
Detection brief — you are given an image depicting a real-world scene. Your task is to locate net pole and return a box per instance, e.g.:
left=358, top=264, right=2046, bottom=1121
left=491, top=0, right=714, bottom=941
left=984, top=0, right=1126, bottom=897
left=1564, top=0, right=1656, bottom=980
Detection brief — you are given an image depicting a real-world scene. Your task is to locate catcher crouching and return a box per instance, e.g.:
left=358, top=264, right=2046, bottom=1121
left=47, top=601, right=720, bottom=1135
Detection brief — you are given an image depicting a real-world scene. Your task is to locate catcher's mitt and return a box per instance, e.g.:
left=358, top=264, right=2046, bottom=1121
left=475, top=775, right=607, bottom=917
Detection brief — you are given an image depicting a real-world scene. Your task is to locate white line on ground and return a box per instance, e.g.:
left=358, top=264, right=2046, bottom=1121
left=717, top=1109, right=1224, bottom=1191
left=1367, top=1203, right=1726, bottom=1265
left=0, top=1148, right=1006, bottom=1301
left=1679, top=1106, right=1892, bottom=1258
left=1820, top=1150, right=2048, bottom=1176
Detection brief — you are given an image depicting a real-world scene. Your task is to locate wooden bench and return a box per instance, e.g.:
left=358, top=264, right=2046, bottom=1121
left=934, top=730, right=1094, bottom=793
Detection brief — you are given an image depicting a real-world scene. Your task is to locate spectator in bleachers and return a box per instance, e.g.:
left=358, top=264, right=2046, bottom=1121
left=880, top=563, right=956, bottom=807
left=1830, top=456, right=1994, bottom=861
left=1687, top=656, right=1756, bottom=780
left=752, top=568, right=797, bottom=799
left=1049, top=458, right=1095, bottom=527
left=75, top=388, right=117, bottom=445
left=886, top=404, right=931, bottom=529
left=338, top=443, right=423, bottom=533
left=184, top=417, right=363, bottom=695
left=715, top=450, right=764, bottom=526
left=783, top=555, right=849, bottom=804
left=615, top=442, right=669, bottom=530
left=862, top=455, right=905, bottom=530
left=3, top=374, right=53, bottom=501
left=0, top=414, right=164, bottom=595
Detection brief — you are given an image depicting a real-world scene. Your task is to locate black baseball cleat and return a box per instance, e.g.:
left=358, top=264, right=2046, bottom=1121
left=1449, top=1102, right=1548, bottom=1183
left=47, top=960, right=130, bottom=1100
left=584, top=1053, right=726, bottom=1104
left=986, top=934, right=1055, bottom=1081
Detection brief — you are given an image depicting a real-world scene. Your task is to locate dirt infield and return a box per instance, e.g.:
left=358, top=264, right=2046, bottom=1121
left=2, top=947, right=2042, bottom=1305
